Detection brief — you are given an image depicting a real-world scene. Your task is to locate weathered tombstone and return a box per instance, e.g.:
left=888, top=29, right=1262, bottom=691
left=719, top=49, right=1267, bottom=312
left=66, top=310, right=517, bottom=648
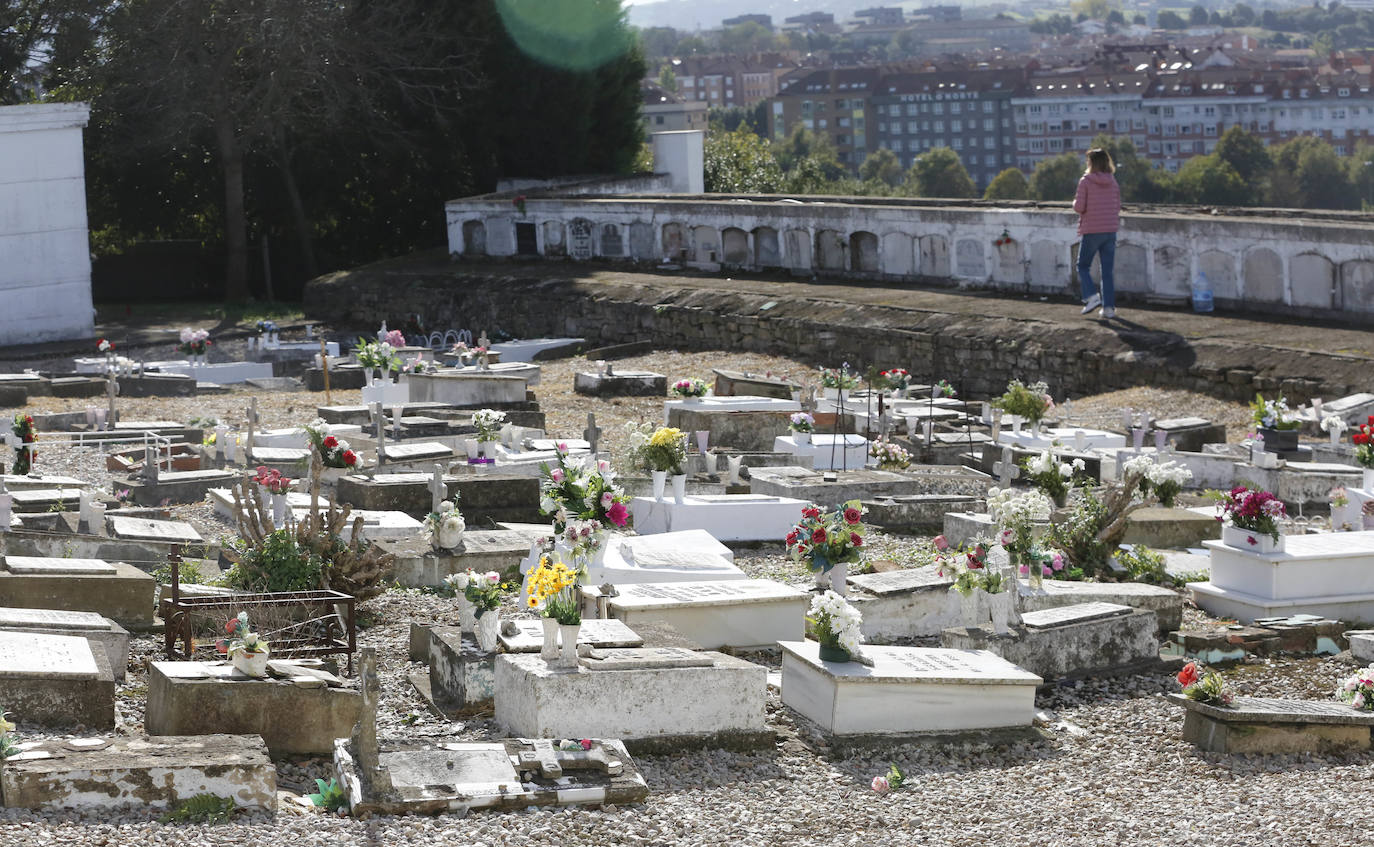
left=584, top=413, right=603, bottom=454
left=429, top=464, right=446, bottom=514
left=370, top=403, right=387, bottom=466
left=569, top=219, right=593, bottom=260
left=993, top=447, right=1021, bottom=487
left=105, top=375, right=118, bottom=430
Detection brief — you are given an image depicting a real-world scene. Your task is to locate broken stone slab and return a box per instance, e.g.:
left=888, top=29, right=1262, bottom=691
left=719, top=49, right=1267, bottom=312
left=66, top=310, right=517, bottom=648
left=2, top=526, right=222, bottom=577
left=146, top=661, right=362, bottom=756
left=1171, top=616, right=1346, bottom=664
left=0, top=734, right=277, bottom=812
left=628, top=494, right=807, bottom=544
left=1168, top=692, right=1374, bottom=754
left=116, top=469, right=239, bottom=506
left=1152, top=417, right=1227, bottom=452
left=385, top=528, right=545, bottom=588
left=0, top=607, right=130, bottom=682
left=711, top=368, right=799, bottom=400
left=573, top=371, right=667, bottom=398
left=336, top=472, right=539, bottom=523
left=0, top=631, right=116, bottom=728
left=0, top=557, right=156, bottom=628
left=1348, top=630, right=1374, bottom=664
left=665, top=406, right=796, bottom=452
left=862, top=494, right=985, bottom=533
left=9, top=488, right=83, bottom=513
left=941, top=603, right=1162, bottom=682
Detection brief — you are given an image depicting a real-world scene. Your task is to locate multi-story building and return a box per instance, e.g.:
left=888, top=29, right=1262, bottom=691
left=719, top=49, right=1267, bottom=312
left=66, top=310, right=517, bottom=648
left=641, top=81, right=709, bottom=133
left=769, top=66, right=880, bottom=167
left=854, top=7, right=905, bottom=26
left=1266, top=68, right=1374, bottom=156
left=1011, top=71, right=1151, bottom=171
left=871, top=68, right=1025, bottom=188
left=674, top=54, right=800, bottom=108
left=722, top=14, right=772, bottom=29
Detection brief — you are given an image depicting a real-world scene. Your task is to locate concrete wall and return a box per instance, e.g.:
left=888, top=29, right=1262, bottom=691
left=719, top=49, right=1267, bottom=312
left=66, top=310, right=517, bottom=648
left=0, top=103, right=95, bottom=344
left=444, top=192, right=1374, bottom=321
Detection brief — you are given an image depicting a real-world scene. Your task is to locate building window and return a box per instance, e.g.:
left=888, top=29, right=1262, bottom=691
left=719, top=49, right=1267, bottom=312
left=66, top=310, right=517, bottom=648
left=1048, top=138, right=1062, bottom=152
left=933, top=103, right=944, bottom=115
left=934, top=120, right=944, bottom=132
left=984, top=118, right=995, bottom=131
left=908, top=121, right=918, bottom=133
left=1203, top=125, right=1217, bottom=137
left=1148, top=141, right=1160, bottom=153
left=655, top=116, right=664, bottom=125
left=984, top=137, right=995, bottom=149
left=952, top=138, right=963, bottom=149
left=951, top=120, right=962, bottom=132
left=1029, top=139, right=1044, bottom=152
left=1179, top=141, right=1194, bottom=153
left=984, top=101, right=995, bottom=113
left=906, top=104, right=917, bottom=116
left=1028, top=105, right=1042, bottom=114
left=985, top=154, right=996, bottom=166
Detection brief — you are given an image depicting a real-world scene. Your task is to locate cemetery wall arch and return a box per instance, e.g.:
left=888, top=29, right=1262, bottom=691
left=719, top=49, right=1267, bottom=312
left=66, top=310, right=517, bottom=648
left=816, top=230, right=847, bottom=271
left=721, top=227, right=750, bottom=266
left=461, top=220, right=485, bottom=256
left=849, top=231, right=879, bottom=273
left=1289, top=253, right=1335, bottom=310
left=691, top=225, right=720, bottom=264
left=661, top=223, right=686, bottom=261
left=879, top=232, right=915, bottom=277
left=784, top=229, right=812, bottom=272
left=753, top=227, right=781, bottom=267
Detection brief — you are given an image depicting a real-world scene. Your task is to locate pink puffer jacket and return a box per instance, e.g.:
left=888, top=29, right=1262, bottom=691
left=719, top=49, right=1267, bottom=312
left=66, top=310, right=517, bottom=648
left=1073, top=171, right=1121, bottom=236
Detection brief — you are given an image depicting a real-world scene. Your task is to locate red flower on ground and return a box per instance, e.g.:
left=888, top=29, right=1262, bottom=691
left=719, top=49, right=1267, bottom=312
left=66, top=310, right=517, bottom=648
left=802, top=506, right=821, bottom=519
left=1177, top=662, right=1200, bottom=688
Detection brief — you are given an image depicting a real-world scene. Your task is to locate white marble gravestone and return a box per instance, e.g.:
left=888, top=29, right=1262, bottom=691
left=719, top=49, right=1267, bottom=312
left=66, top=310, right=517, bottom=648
left=107, top=515, right=203, bottom=544
left=4, top=556, right=117, bottom=575
left=0, top=607, right=129, bottom=681
left=588, top=579, right=809, bottom=649
left=773, top=434, right=869, bottom=471
left=1192, top=530, right=1374, bottom=623
left=629, top=494, right=807, bottom=542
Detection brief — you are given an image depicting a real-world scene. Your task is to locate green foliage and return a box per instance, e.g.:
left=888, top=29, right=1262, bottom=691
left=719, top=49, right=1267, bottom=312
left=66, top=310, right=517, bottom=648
left=159, top=794, right=236, bottom=825
left=983, top=168, right=1029, bottom=201
left=307, top=778, right=349, bottom=813
left=1029, top=13, right=1076, bottom=34
left=1044, top=490, right=1111, bottom=578
left=1175, top=154, right=1249, bottom=206
left=656, top=63, right=677, bottom=93
left=1157, top=10, right=1187, bottom=28
left=904, top=147, right=975, bottom=198
left=1115, top=545, right=1178, bottom=587
left=152, top=558, right=207, bottom=586
left=704, top=127, right=783, bottom=193
left=1214, top=126, right=1271, bottom=183
left=858, top=149, right=904, bottom=188
left=225, top=529, right=325, bottom=593
left=1029, top=153, right=1082, bottom=202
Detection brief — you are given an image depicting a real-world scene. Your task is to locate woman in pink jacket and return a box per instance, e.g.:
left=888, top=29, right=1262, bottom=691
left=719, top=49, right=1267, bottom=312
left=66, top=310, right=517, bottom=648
left=1074, top=148, right=1122, bottom=319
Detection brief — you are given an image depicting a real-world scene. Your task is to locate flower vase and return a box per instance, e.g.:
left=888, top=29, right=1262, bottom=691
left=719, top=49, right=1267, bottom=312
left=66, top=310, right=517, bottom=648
left=727, top=456, right=743, bottom=485
left=1132, top=428, right=1146, bottom=450
left=1331, top=430, right=1342, bottom=446
left=1027, top=557, right=1045, bottom=592
left=652, top=470, right=667, bottom=501
left=456, top=595, right=477, bottom=633
left=988, top=591, right=1013, bottom=635
left=438, top=521, right=464, bottom=550
left=817, top=642, right=851, bottom=663
left=958, top=591, right=981, bottom=626
left=671, top=473, right=687, bottom=504
left=540, top=617, right=560, bottom=661
left=559, top=623, right=581, bottom=667
left=828, top=561, right=849, bottom=597
left=1364, top=468, right=1374, bottom=493
left=271, top=493, right=288, bottom=528
left=231, top=650, right=269, bottom=678
left=475, top=610, right=500, bottom=652
left=1030, top=420, right=1042, bottom=438
left=1221, top=524, right=1284, bottom=554
left=793, top=431, right=811, bottom=446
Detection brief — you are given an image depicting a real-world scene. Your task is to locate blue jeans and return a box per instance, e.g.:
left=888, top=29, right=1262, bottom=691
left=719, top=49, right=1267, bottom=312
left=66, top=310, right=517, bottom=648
left=1078, top=232, right=1116, bottom=308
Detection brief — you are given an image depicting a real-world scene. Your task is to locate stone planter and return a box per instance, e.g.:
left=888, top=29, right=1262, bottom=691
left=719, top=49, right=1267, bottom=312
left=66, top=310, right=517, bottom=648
left=1222, top=524, right=1284, bottom=554
left=817, top=642, right=851, bottom=663
left=671, top=473, right=687, bottom=504
left=559, top=623, right=581, bottom=667
left=231, top=650, right=269, bottom=678
left=958, top=590, right=981, bottom=626
left=457, top=595, right=476, bottom=633
left=816, top=561, right=848, bottom=597
left=1364, top=468, right=1374, bottom=493
left=476, top=610, right=500, bottom=652
left=1258, top=427, right=1299, bottom=453
left=792, top=430, right=811, bottom=445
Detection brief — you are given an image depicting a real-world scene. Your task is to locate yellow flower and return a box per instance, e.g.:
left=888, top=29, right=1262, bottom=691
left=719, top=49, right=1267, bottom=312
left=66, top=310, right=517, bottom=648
left=649, top=427, right=685, bottom=447
left=527, top=595, right=538, bottom=608
left=0, top=714, right=14, bottom=734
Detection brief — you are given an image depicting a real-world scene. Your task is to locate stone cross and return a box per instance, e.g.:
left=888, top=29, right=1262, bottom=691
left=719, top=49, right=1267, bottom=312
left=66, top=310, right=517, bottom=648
left=993, top=447, right=1021, bottom=488
left=877, top=409, right=892, bottom=440
left=370, top=403, right=387, bottom=466
left=105, top=375, right=118, bottom=430
left=583, top=413, right=602, bottom=454
left=143, top=446, right=159, bottom=483
left=351, top=647, right=392, bottom=795
left=429, top=464, right=446, bottom=514
left=477, top=330, right=490, bottom=350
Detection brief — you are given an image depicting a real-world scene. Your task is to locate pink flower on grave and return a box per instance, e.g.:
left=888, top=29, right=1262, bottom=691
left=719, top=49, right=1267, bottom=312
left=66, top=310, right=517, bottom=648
left=933, top=534, right=949, bottom=552
left=1355, top=693, right=1366, bottom=709
left=871, top=776, right=890, bottom=793
left=1042, top=564, right=1053, bottom=577
left=607, top=501, right=629, bottom=527
left=601, top=492, right=614, bottom=509
left=580, top=739, right=593, bottom=750
left=1018, top=564, right=1029, bottom=576
left=484, top=571, right=500, bottom=584
left=550, top=468, right=565, bottom=483
left=598, top=460, right=610, bottom=473
left=999, top=528, right=1015, bottom=547
left=556, top=442, right=569, bottom=455
left=1051, top=552, right=1065, bottom=572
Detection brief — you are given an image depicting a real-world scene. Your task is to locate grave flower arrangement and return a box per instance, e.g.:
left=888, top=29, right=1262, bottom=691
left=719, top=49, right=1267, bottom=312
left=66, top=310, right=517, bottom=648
left=1336, top=664, right=1374, bottom=711
left=819, top=364, right=860, bottom=391
left=255, top=320, right=277, bottom=335
left=11, top=413, right=35, bottom=476
left=513, top=194, right=527, bottom=216
left=933, top=534, right=989, bottom=578
left=934, top=379, right=956, bottom=398
left=528, top=554, right=581, bottom=625
left=878, top=368, right=910, bottom=392
left=97, top=338, right=114, bottom=353
left=785, top=500, right=867, bottom=574
left=405, top=356, right=430, bottom=374
left=353, top=338, right=401, bottom=373
left=1213, top=486, right=1285, bottom=544
left=176, top=327, right=211, bottom=356
left=671, top=377, right=709, bottom=398
left=992, top=228, right=1014, bottom=247
left=995, top=379, right=1053, bottom=424
left=472, top=408, right=507, bottom=444
left=424, top=500, right=466, bottom=551
left=1176, top=661, right=1233, bottom=707
left=304, top=419, right=358, bottom=469
left=252, top=466, right=292, bottom=495
left=1143, top=460, right=1193, bottom=508
left=1352, top=417, right=1374, bottom=468
left=788, top=412, right=816, bottom=434
left=807, top=590, right=863, bottom=662
left=1020, top=449, right=1083, bottom=504
left=987, top=486, right=1053, bottom=557
left=382, top=329, right=406, bottom=348
left=871, top=764, right=906, bottom=794
left=457, top=569, right=504, bottom=615
left=219, top=612, right=269, bottom=657
left=1321, top=414, right=1348, bottom=437
left=538, top=445, right=631, bottom=536
left=1250, top=393, right=1300, bottom=431
left=641, top=426, right=688, bottom=475
left=869, top=439, right=912, bottom=470
left=0, top=708, right=17, bottom=762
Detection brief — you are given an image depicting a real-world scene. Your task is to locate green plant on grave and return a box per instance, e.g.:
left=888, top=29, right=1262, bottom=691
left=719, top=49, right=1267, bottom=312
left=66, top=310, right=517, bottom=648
left=994, top=379, right=1053, bottom=424
left=224, top=528, right=325, bottom=593
left=1043, top=491, right=1110, bottom=577
left=1114, top=545, right=1177, bottom=587
left=307, top=778, right=349, bottom=813
left=0, top=708, right=18, bottom=761
left=158, top=793, right=236, bottom=824
left=152, top=558, right=207, bottom=586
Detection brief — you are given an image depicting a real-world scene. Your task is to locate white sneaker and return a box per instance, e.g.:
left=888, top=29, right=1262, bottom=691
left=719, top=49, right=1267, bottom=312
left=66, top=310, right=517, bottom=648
left=1101, top=307, right=1116, bottom=319
left=1080, top=294, right=1101, bottom=315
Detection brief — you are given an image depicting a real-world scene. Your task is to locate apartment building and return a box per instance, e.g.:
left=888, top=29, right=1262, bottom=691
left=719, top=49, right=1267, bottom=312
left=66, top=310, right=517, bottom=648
left=769, top=66, right=881, bottom=166
left=674, top=54, right=799, bottom=108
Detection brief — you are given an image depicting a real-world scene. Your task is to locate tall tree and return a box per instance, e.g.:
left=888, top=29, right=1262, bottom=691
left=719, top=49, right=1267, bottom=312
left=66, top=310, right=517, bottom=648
left=904, top=147, right=975, bottom=198
left=1029, top=153, right=1083, bottom=201
left=983, top=168, right=1029, bottom=200
left=704, top=127, right=781, bottom=193
left=0, top=0, right=111, bottom=103
left=858, top=148, right=904, bottom=187
left=1175, top=154, right=1248, bottom=206
left=1214, top=126, right=1271, bottom=183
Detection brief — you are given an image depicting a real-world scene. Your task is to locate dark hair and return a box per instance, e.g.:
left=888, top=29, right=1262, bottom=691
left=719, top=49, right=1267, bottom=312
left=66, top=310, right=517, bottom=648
left=1086, top=148, right=1115, bottom=174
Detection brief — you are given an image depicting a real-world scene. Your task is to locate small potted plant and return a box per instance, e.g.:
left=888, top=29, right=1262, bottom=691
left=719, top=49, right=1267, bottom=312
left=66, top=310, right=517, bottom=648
left=788, top=412, right=816, bottom=445
left=304, top=418, right=360, bottom=480
left=819, top=365, right=860, bottom=403
left=471, top=409, right=506, bottom=459
left=1143, top=459, right=1192, bottom=508
left=934, top=379, right=956, bottom=399
left=785, top=501, right=866, bottom=596
left=643, top=426, right=688, bottom=503
left=220, top=612, right=270, bottom=678
left=1352, top=416, right=1374, bottom=492
left=177, top=327, right=211, bottom=365
left=425, top=500, right=466, bottom=552
left=671, top=377, right=709, bottom=401
left=1250, top=393, right=1300, bottom=453
left=527, top=554, right=582, bottom=666
left=995, top=379, right=1053, bottom=436
left=251, top=466, right=293, bottom=528
left=878, top=368, right=910, bottom=396
left=1336, top=664, right=1374, bottom=711
left=807, top=590, right=863, bottom=663
left=1213, top=486, right=1286, bottom=552
left=11, top=413, right=35, bottom=476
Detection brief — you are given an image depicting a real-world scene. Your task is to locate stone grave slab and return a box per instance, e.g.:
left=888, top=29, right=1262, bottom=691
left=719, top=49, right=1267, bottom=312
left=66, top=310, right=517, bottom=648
left=316, top=402, right=456, bottom=425
left=0, top=631, right=115, bottom=728
left=574, top=371, right=666, bottom=398
left=146, top=661, right=361, bottom=756
left=253, top=423, right=362, bottom=449
left=587, top=579, right=808, bottom=649
left=1168, top=693, right=1374, bottom=754
left=940, top=512, right=1049, bottom=551
left=495, top=650, right=769, bottom=751
left=499, top=618, right=643, bottom=654
left=387, top=527, right=546, bottom=588
left=147, top=360, right=273, bottom=384
left=581, top=645, right=715, bottom=670
left=997, top=426, right=1125, bottom=451
left=665, top=405, right=796, bottom=452
left=1153, top=417, right=1226, bottom=452
left=629, top=494, right=806, bottom=543
left=408, top=372, right=528, bottom=407
left=942, top=603, right=1160, bottom=681
left=845, top=566, right=958, bottom=639
left=9, top=488, right=82, bottom=513
left=779, top=642, right=1041, bottom=737
left=380, top=442, right=456, bottom=464
left=489, top=337, right=584, bottom=362
left=1192, top=530, right=1374, bottom=623
left=1, top=474, right=88, bottom=491
left=595, top=530, right=742, bottom=586
left=0, top=558, right=155, bottom=628
left=773, top=434, right=869, bottom=471
left=107, top=515, right=203, bottom=544
left=0, top=734, right=277, bottom=811
left=1026, top=579, right=1183, bottom=633
left=425, top=628, right=495, bottom=712
left=0, top=607, right=129, bottom=681
left=118, top=469, right=238, bottom=506
left=862, top=495, right=984, bottom=532
left=749, top=465, right=990, bottom=504
left=1120, top=506, right=1220, bottom=549
left=712, top=369, right=799, bottom=400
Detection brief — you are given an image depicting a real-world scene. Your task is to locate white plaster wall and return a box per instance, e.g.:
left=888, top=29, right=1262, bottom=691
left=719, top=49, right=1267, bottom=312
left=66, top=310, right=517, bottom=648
left=0, top=103, right=95, bottom=344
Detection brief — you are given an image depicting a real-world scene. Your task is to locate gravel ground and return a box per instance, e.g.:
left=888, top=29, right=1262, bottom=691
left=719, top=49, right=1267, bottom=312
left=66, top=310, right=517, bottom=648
left=1, top=345, right=1363, bottom=847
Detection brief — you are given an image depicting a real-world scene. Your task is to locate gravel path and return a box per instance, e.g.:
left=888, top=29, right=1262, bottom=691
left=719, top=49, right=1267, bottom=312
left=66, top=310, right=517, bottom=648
left=1, top=346, right=1361, bottom=847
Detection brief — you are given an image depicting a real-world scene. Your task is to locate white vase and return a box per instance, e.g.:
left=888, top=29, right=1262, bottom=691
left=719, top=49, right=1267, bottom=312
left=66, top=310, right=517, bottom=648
left=464, top=438, right=479, bottom=457
left=475, top=610, right=500, bottom=652
left=1331, top=430, right=1342, bottom=446
left=1364, top=468, right=1374, bottom=493
left=651, top=470, right=667, bottom=501
left=793, top=430, right=811, bottom=445
left=988, top=591, right=1013, bottom=634
left=829, top=561, right=848, bottom=597
left=271, top=493, right=288, bottom=528
left=559, top=623, right=581, bottom=667
left=438, top=520, right=465, bottom=550
left=231, top=650, right=269, bottom=678
left=727, top=456, right=743, bottom=485
left=456, top=594, right=476, bottom=633
left=1221, top=524, right=1284, bottom=554
left=958, top=591, right=981, bottom=627
left=540, top=617, right=560, bottom=661
left=671, top=473, right=687, bottom=504
left=1031, top=421, right=1042, bottom=438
